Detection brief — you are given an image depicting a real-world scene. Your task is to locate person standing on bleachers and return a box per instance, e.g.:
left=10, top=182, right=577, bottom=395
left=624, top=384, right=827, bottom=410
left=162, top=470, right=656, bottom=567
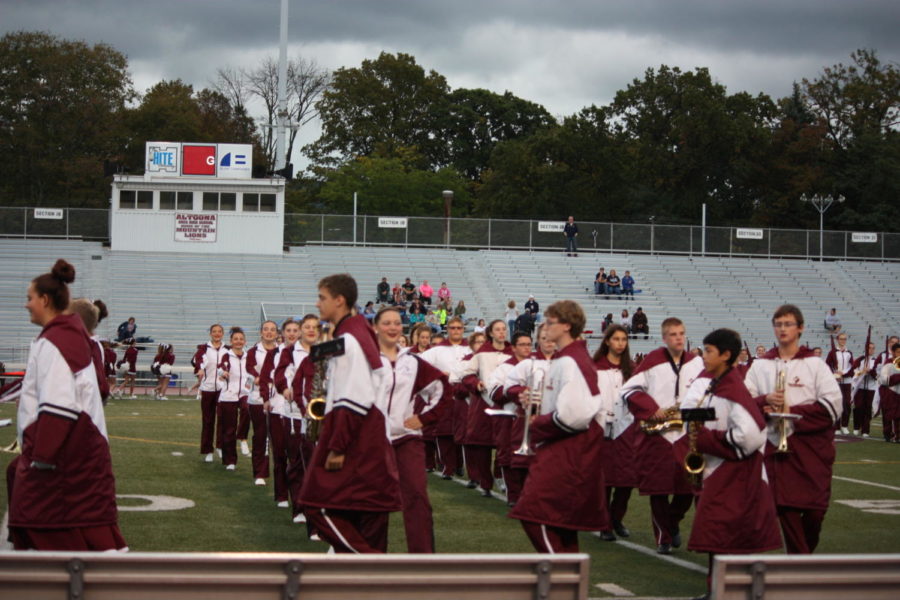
left=621, top=317, right=704, bottom=554
left=563, top=215, right=579, bottom=257
left=524, top=295, right=539, bottom=320
left=192, top=324, right=227, bottom=463
left=825, top=333, right=854, bottom=434
left=744, top=304, right=842, bottom=554
left=376, top=277, right=390, bottom=303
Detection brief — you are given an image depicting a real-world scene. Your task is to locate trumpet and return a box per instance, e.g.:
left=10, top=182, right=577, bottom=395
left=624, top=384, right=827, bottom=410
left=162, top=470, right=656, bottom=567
left=305, top=361, right=328, bottom=444
left=775, top=368, right=789, bottom=454
left=514, top=371, right=544, bottom=457
left=639, top=405, right=683, bottom=435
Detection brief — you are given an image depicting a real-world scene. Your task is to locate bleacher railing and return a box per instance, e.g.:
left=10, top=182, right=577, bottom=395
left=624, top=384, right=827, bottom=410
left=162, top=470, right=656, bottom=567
left=2, top=206, right=897, bottom=261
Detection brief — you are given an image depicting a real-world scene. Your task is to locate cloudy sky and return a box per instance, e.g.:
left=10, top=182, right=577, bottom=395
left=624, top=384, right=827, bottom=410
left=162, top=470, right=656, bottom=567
left=4, top=0, right=898, bottom=164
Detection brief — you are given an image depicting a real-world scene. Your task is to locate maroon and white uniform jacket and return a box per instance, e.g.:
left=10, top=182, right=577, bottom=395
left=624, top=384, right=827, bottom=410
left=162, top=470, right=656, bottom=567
left=488, top=356, right=522, bottom=413
left=245, top=343, right=273, bottom=406
left=878, top=361, right=900, bottom=392
left=192, top=341, right=227, bottom=392
left=684, top=368, right=782, bottom=554
left=298, top=315, right=402, bottom=512
left=117, top=346, right=139, bottom=375
left=258, top=343, right=289, bottom=415
left=218, top=350, right=251, bottom=403
left=457, top=342, right=513, bottom=445
left=744, top=347, right=842, bottom=510
left=275, top=341, right=309, bottom=418
left=502, top=354, right=551, bottom=468
left=11, top=314, right=121, bottom=532
left=90, top=335, right=110, bottom=402
left=290, top=353, right=316, bottom=425
left=376, top=348, right=449, bottom=444
left=509, top=340, right=607, bottom=531
left=103, top=347, right=117, bottom=377
left=851, top=354, right=879, bottom=397
left=420, top=340, right=469, bottom=437
left=825, top=346, right=854, bottom=385
left=596, top=355, right=639, bottom=488
left=620, top=348, right=704, bottom=495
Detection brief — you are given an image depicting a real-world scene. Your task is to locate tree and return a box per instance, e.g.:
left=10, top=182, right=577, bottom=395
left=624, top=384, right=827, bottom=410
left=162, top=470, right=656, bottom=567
left=0, top=31, right=134, bottom=206
left=214, top=56, right=330, bottom=171
left=304, top=52, right=450, bottom=170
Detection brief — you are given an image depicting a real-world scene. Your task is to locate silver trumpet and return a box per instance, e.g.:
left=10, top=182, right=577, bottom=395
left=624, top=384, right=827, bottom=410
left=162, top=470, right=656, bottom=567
left=514, top=369, right=545, bottom=457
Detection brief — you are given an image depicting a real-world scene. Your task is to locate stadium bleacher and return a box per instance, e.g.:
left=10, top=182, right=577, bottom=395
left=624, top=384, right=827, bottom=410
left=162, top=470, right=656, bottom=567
left=1, top=239, right=897, bottom=368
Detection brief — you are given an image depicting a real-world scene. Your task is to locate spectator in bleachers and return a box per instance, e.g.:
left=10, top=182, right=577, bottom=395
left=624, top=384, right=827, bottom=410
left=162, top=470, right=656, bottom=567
left=524, top=294, right=539, bottom=318
left=606, top=269, right=622, bottom=297
left=116, top=316, right=137, bottom=342
left=602, top=313, right=614, bottom=331
left=419, top=280, right=434, bottom=305
left=824, top=308, right=842, bottom=333
left=631, top=307, right=649, bottom=339
left=425, top=310, right=442, bottom=334
left=392, top=282, right=403, bottom=305
left=454, top=300, right=467, bottom=320
left=504, top=300, right=519, bottom=341
left=438, top=282, right=452, bottom=305
left=408, top=305, right=425, bottom=327
left=377, top=277, right=390, bottom=303
left=363, top=301, right=377, bottom=322
left=619, top=309, right=631, bottom=332
left=563, top=215, right=579, bottom=256
left=402, top=278, right=417, bottom=302
left=622, top=270, right=635, bottom=299
left=436, top=304, right=449, bottom=331
left=474, top=318, right=486, bottom=334
left=594, top=267, right=607, bottom=295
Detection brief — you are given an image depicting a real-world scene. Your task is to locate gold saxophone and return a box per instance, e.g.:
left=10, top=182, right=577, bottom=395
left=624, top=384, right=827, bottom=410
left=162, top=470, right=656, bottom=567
left=775, top=368, right=789, bottom=453
left=640, top=405, right=683, bottom=435
left=305, top=360, right=328, bottom=443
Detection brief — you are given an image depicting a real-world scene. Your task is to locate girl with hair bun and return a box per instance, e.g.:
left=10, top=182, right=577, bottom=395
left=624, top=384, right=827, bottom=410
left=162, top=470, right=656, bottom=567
left=69, top=297, right=111, bottom=403
left=10, top=259, right=127, bottom=551
left=151, top=343, right=175, bottom=400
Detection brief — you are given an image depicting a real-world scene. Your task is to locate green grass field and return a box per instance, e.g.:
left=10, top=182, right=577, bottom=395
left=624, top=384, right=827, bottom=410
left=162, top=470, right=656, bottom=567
left=2, top=396, right=899, bottom=598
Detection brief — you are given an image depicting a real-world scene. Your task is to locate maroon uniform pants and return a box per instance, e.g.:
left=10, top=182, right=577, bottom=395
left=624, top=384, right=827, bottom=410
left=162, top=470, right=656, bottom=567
left=606, top=486, right=634, bottom=525
left=422, top=437, right=437, bottom=471
left=434, top=435, right=460, bottom=477
left=520, top=520, right=579, bottom=553
left=464, top=444, right=494, bottom=491
left=778, top=506, right=826, bottom=554
left=394, top=438, right=435, bottom=552
left=268, top=414, right=288, bottom=502
left=237, top=397, right=250, bottom=440
left=199, top=390, right=220, bottom=454
left=853, top=389, right=874, bottom=434
left=504, top=466, right=529, bottom=506
left=304, top=508, right=389, bottom=553
left=219, top=401, right=239, bottom=466
left=248, top=403, right=269, bottom=479
left=650, top=493, right=693, bottom=545
left=838, top=383, right=852, bottom=428
left=285, top=418, right=314, bottom=516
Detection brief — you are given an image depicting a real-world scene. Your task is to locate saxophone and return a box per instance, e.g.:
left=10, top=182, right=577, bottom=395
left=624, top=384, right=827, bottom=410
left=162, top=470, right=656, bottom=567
left=640, top=405, right=683, bottom=435
left=305, top=360, right=328, bottom=443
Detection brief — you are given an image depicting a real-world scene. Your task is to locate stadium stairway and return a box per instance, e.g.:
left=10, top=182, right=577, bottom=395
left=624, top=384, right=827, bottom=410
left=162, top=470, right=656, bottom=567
left=0, top=239, right=897, bottom=366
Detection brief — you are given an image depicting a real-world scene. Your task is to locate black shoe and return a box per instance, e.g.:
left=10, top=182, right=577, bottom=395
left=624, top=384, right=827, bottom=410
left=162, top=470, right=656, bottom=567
left=612, top=521, right=630, bottom=538
left=481, top=489, right=492, bottom=498
left=657, top=543, right=672, bottom=555
left=599, top=530, right=617, bottom=541
left=671, top=528, right=682, bottom=549
left=441, top=474, right=452, bottom=480
left=455, top=467, right=464, bottom=476
left=466, top=480, right=477, bottom=489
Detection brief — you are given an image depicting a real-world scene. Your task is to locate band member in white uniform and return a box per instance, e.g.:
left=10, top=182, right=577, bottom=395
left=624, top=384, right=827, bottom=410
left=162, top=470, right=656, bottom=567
left=218, top=328, right=250, bottom=470
left=246, top=320, right=278, bottom=485
left=192, top=324, right=226, bottom=462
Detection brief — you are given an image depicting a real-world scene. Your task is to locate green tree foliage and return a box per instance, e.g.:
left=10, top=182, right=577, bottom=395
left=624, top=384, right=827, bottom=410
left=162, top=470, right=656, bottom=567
left=0, top=31, right=134, bottom=206
left=317, top=148, right=469, bottom=216
left=304, top=52, right=450, bottom=169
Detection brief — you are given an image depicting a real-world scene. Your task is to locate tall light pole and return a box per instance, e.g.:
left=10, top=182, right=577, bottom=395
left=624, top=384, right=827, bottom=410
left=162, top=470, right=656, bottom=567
left=801, top=193, right=845, bottom=261
left=274, top=0, right=289, bottom=172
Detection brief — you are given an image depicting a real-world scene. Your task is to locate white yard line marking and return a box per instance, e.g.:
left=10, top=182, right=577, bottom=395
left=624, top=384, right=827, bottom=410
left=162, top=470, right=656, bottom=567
left=0, top=509, right=10, bottom=550
left=833, top=475, right=900, bottom=493
left=595, top=582, right=635, bottom=596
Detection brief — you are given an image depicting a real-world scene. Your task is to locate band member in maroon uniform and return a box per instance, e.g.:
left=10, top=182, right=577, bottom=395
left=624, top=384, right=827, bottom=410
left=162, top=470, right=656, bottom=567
left=510, top=300, right=607, bottom=553
left=825, top=333, right=854, bottom=434
left=10, top=259, right=127, bottom=551
left=299, top=274, right=402, bottom=553
left=621, top=317, right=704, bottom=554
left=685, top=328, right=781, bottom=599
left=593, top=324, right=637, bottom=541
left=193, top=324, right=227, bottom=462
left=246, top=320, right=279, bottom=486
left=744, top=304, right=842, bottom=554
left=218, top=328, right=250, bottom=470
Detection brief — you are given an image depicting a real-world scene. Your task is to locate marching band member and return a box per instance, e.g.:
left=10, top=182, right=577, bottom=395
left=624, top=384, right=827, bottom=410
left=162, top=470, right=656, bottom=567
left=684, top=328, right=781, bottom=598
left=374, top=306, right=449, bottom=552
left=509, top=300, right=607, bottom=553
left=850, top=342, right=878, bottom=438
left=260, top=318, right=300, bottom=508
left=246, top=320, right=279, bottom=486
left=487, top=331, right=534, bottom=499
left=744, top=304, right=842, bottom=554
left=878, top=343, right=900, bottom=443
left=217, top=328, right=250, bottom=470
left=284, top=314, right=322, bottom=521
left=876, top=336, right=899, bottom=442
left=825, top=333, right=854, bottom=434
left=593, top=324, right=637, bottom=541
left=299, top=274, right=402, bottom=553
left=502, top=324, right=556, bottom=506
left=408, top=323, right=436, bottom=470
left=420, top=316, right=469, bottom=480
left=151, top=343, right=175, bottom=401
left=457, top=319, right=512, bottom=497
left=114, top=337, right=139, bottom=399
left=67, top=298, right=111, bottom=403
left=192, top=324, right=227, bottom=462
left=453, top=331, right=486, bottom=485
left=10, top=259, right=127, bottom=551
left=621, top=317, right=704, bottom=554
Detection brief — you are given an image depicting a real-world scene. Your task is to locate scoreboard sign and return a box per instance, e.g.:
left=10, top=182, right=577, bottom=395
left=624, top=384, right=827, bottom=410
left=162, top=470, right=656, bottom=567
left=146, top=142, right=252, bottom=179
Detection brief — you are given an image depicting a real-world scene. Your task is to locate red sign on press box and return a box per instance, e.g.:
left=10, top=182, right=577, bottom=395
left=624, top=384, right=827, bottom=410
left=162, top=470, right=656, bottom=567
left=181, top=145, right=217, bottom=176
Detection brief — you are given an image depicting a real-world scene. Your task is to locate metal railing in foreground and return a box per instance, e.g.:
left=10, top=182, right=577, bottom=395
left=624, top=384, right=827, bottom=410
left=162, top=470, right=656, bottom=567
left=712, top=553, right=900, bottom=600
left=0, top=552, right=589, bottom=600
